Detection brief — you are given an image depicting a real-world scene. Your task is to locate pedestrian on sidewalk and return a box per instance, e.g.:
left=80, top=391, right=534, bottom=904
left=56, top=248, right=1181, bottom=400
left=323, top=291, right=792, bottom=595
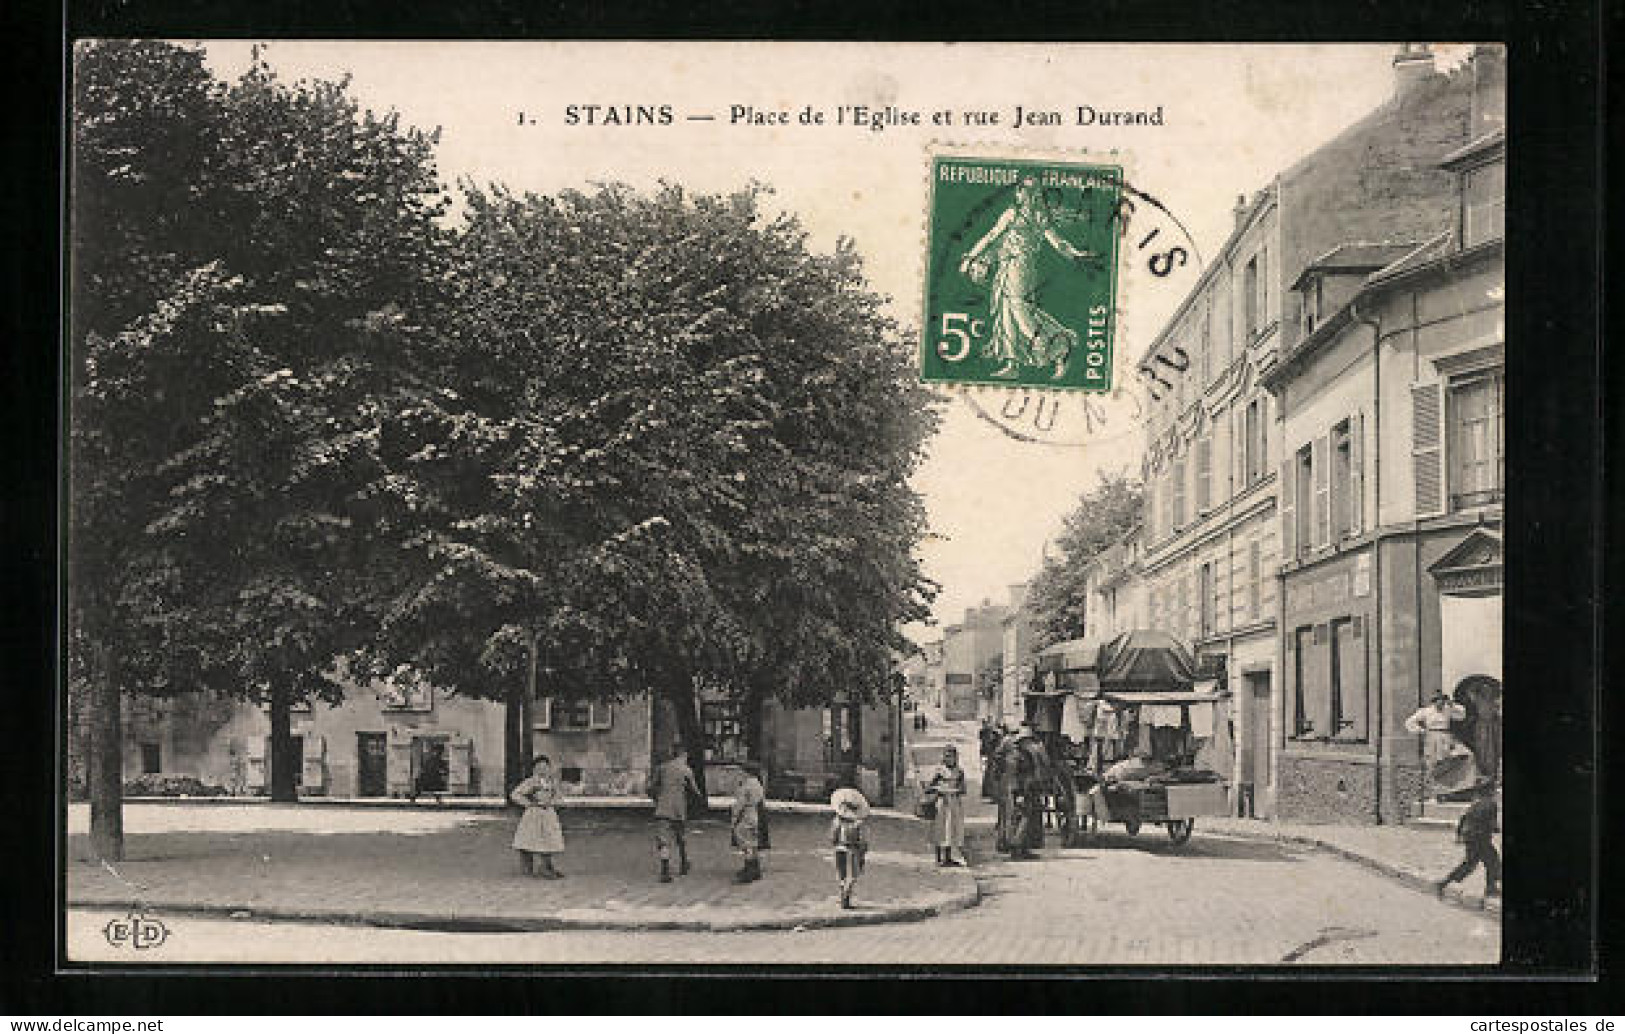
left=649, top=744, right=701, bottom=882
left=830, top=787, right=871, bottom=909
left=730, top=760, right=767, bottom=883
left=510, top=756, right=565, bottom=879
left=1437, top=780, right=1500, bottom=899
left=923, top=745, right=968, bottom=866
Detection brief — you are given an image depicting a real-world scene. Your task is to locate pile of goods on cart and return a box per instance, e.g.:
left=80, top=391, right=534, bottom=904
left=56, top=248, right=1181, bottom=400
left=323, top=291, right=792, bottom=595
left=1016, top=630, right=1231, bottom=847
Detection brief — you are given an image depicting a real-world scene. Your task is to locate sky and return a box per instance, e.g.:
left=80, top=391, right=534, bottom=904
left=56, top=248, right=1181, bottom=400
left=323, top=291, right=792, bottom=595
left=200, top=41, right=1469, bottom=637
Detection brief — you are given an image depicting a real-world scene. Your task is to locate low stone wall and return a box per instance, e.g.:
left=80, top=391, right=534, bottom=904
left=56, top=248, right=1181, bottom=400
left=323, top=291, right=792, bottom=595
left=1275, top=755, right=1380, bottom=824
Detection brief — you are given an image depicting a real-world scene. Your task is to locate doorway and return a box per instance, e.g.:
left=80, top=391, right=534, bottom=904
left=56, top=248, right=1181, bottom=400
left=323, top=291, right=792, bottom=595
left=413, top=736, right=449, bottom=796
left=357, top=732, right=388, bottom=797
left=1238, top=672, right=1271, bottom=817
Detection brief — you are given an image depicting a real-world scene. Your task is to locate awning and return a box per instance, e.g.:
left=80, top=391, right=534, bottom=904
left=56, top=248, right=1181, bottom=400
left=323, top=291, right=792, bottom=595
left=1102, top=690, right=1223, bottom=706
left=1033, top=637, right=1105, bottom=673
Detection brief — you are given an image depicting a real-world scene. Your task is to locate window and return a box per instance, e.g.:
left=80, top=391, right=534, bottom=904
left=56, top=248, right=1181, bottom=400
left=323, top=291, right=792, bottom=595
left=1294, top=445, right=1313, bottom=559
left=537, top=698, right=613, bottom=731
left=1171, top=458, right=1187, bottom=528
left=1243, top=397, right=1267, bottom=487
left=1449, top=372, right=1505, bottom=509
left=1292, top=617, right=1369, bottom=742
left=700, top=699, right=750, bottom=763
left=1242, top=256, right=1259, bottom=339
left=1331, top=420, right=1353, bottom=538
left=140, top=743, right=161, bottom=775
left=1463, top=160, right=1505, bottom=247
left=1301, top=277, right=1324, bottom=335
left=1195, top=436, right=1213, bottom=512
left=1197, top=563, right=1214, bottom=637
left=1291, top=626, right=1314, bottom=737
left=1248, top=540, right=1262, bottom=619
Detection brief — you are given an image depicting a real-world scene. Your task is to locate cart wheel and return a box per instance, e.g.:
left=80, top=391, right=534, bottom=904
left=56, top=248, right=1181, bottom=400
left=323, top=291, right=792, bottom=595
left=1123, top=819, right=1141, bottom=838
left=1166, top=818, right=1194, bottom=845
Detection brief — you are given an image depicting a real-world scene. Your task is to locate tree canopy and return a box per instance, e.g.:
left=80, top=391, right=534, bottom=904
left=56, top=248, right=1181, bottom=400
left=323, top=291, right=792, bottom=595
left=1025, top=471, right=1144, bottom=649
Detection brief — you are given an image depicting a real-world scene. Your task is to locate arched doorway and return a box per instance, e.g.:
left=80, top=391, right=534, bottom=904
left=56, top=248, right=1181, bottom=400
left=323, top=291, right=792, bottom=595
left=1450, top=674, right=1502, bottom=784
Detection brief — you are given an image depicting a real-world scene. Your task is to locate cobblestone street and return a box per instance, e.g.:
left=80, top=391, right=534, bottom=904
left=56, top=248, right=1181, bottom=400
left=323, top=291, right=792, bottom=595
left=70, top=820, right=1499, bottom=965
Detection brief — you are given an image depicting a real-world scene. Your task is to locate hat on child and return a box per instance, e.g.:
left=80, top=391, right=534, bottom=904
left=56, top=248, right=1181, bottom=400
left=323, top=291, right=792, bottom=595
left=831, top=787, right=871, bottom=821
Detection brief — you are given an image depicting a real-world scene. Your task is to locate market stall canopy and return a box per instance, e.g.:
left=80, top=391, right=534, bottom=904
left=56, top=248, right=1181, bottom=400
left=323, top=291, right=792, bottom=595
left=1096, top=630, right=1198, bottom=690
left=1033, top=637, right=1106, bottom=673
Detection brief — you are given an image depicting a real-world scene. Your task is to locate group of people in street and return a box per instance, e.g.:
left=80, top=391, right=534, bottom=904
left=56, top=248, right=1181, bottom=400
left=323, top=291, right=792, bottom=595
left=510, top=746, right=773, bottom=885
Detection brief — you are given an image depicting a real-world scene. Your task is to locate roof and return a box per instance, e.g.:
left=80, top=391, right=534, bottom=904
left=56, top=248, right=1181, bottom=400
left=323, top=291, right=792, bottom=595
left=1366, top=233, right=1454, bottom=286
left=1289, top=242, right=1425, bottom=291
left=1438, top=128, right=1505, bottom=170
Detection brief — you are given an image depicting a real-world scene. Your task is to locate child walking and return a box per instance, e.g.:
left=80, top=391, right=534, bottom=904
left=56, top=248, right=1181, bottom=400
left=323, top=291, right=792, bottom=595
left=510, top=755, right=566, bottom=879
left=830, top=787, right=871, bottom=909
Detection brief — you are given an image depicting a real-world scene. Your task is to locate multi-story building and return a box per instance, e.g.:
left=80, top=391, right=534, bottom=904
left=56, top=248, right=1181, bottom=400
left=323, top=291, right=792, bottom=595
left=998, top=583, right=1033, bottom=725
left=1134, top=44, right=1483, bottom=817
left=1262, top=44, right=1504, bottom=824
left=1081, top=527, right=1147, bottom=645
left=939, top=600, right=1009, bottom=720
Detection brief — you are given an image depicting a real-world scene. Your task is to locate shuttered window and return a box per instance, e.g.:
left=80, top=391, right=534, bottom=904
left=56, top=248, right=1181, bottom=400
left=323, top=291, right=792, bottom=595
left=1331, top=420, right=1353, bottom=539
left=1248, top=540, right=1262, bottom=619
left=1412, top=380, right=1445, bottom=517
left=1312, top=435, right=1330, bottom=549
left=1449, top=372, right=1505, bottom=509
left=1349, top=411, right=1365, bottom=535
left=1195, top=436, right=1213, bottom=512
left=1172, top=458, right=1187, bottom=528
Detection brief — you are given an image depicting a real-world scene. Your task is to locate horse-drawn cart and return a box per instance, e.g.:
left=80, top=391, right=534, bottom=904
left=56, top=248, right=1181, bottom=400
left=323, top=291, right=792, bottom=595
left=1015, top=630, right=1230, bottom=850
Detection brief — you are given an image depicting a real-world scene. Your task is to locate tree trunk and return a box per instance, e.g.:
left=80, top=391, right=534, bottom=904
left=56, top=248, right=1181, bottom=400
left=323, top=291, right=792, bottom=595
left=504, top=680, right=524, bottom=800
left=667, top=672, right=708, bottom=807
left=268, top=679, right=298, bottom=802
left=88, top=642, right=124, bottom=862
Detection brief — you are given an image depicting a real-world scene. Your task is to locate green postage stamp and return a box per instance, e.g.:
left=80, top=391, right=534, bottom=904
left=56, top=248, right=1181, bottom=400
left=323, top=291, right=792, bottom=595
left=920, top=156, right=1122, bottom=391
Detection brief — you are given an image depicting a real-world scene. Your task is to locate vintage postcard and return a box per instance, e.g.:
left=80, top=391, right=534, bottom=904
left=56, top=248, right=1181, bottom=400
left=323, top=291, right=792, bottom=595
left=65, top=41, right=1508, bottom=967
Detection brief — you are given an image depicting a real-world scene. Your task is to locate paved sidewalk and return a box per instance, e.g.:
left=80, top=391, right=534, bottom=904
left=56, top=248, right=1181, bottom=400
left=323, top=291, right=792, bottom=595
left=68, top=803, right=977, bottom=932
left=1205, top=816, right=1502, bottom=914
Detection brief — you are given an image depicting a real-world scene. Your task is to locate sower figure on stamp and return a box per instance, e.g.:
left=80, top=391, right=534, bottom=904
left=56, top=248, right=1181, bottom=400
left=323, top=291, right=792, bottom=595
left=959, top=178, right=1096, bottom=380
left=649, top=742, right=700, bottom=883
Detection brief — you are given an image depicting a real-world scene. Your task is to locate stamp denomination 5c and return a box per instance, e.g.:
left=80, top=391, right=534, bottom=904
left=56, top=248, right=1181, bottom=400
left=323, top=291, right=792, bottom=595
left=921, top=156, right=1122, bottom=392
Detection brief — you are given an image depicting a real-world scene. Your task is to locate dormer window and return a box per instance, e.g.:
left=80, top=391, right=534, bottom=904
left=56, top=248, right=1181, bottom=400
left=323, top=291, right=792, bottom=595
left=1300, top=276, right=1324, bottom=335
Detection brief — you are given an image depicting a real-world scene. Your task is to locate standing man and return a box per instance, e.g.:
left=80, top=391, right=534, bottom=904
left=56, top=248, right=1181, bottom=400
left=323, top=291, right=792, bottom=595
left=1405, top=691, right=1468, bottom=794
left=996, top=723, right=1052, bottom=860
left=1437, top=780, right=1501, bottom=898
left=649, top=743, right=700, bottom=883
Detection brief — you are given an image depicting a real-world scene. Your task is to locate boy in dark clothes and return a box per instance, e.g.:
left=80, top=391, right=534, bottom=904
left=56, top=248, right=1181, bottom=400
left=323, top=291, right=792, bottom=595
left=1438, top=781, right=1500, bottom=898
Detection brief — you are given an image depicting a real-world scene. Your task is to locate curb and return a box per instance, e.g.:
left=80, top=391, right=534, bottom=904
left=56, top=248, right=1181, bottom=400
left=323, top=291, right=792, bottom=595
left=1215, top=826, right=1500, bottom=916
left=71, top=878, right=980, bottom=934
left=113, top=796, right=922, bottom=822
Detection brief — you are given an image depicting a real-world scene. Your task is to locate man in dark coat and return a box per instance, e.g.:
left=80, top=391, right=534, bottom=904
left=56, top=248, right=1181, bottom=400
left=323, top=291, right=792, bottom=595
left=995, top=724, right=1053, bottom=859
left=649, top=744, right=700, bottom=882
left=1437, top=781, right=1500, bottom=897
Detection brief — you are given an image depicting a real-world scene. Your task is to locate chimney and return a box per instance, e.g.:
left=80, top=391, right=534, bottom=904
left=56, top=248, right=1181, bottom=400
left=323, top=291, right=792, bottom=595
left=1392, top=43, right=1437, bottom=96
left=1469, top=44, right=1507, bottom=134
left=1008, top=582, right=1029, bottom=608
left=1232, top=193, right=1249, bottom=232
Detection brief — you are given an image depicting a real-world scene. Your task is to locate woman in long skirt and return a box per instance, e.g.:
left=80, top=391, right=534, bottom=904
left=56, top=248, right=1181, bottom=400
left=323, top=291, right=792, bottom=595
left=511, top=755, right=566, bottom=878
left=924, top=745, right=968, bottom=866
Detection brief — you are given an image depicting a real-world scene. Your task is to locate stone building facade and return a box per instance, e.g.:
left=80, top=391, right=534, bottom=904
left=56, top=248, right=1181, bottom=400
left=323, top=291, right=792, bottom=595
left=1263, top=45, right=1505, bottom=823
left=1131, top=44, right=1491, bottom=819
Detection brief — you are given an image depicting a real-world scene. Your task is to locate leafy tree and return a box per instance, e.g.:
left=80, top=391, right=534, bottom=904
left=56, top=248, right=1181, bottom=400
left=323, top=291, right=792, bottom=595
left=1026, top=471, right=1144, bottom=650
left=70, top=41, right=448, bottom=860
left=379, top=183, right=937, bottom=794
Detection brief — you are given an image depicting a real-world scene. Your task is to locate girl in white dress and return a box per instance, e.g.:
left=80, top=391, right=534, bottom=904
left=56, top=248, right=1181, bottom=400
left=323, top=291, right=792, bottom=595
left=510, top=755, right=566, bottom=878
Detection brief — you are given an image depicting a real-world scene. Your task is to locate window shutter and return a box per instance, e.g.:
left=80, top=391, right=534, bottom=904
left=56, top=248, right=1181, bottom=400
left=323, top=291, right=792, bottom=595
left=1411, top=381, right=1446, bottom=518
left=1259, top=394, right=1270, bottom=475
left=1348, top=410, right=1365, bottom=535
left=1172, top=459, right=1186, bottom=527
left=1280, top=451, right=1297, bottom=560
left=1312, top=434, right=1330, bottom=549
left=535, top=698, right=553, bottom=731
left=303, top=735, right=326, bottom=760
left=590, top=702, right=613, bottom=730
left=1196, top=436, right=1212, bottom=511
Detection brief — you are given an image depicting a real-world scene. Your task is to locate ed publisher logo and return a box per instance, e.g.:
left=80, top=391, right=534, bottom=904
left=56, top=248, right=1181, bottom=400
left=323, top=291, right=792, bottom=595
left=102, top=912, right=169, bottom=950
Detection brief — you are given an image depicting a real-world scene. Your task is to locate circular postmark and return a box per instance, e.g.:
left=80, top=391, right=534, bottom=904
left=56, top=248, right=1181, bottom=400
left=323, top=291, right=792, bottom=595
left=919, top=150, right=1204, bottom=448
